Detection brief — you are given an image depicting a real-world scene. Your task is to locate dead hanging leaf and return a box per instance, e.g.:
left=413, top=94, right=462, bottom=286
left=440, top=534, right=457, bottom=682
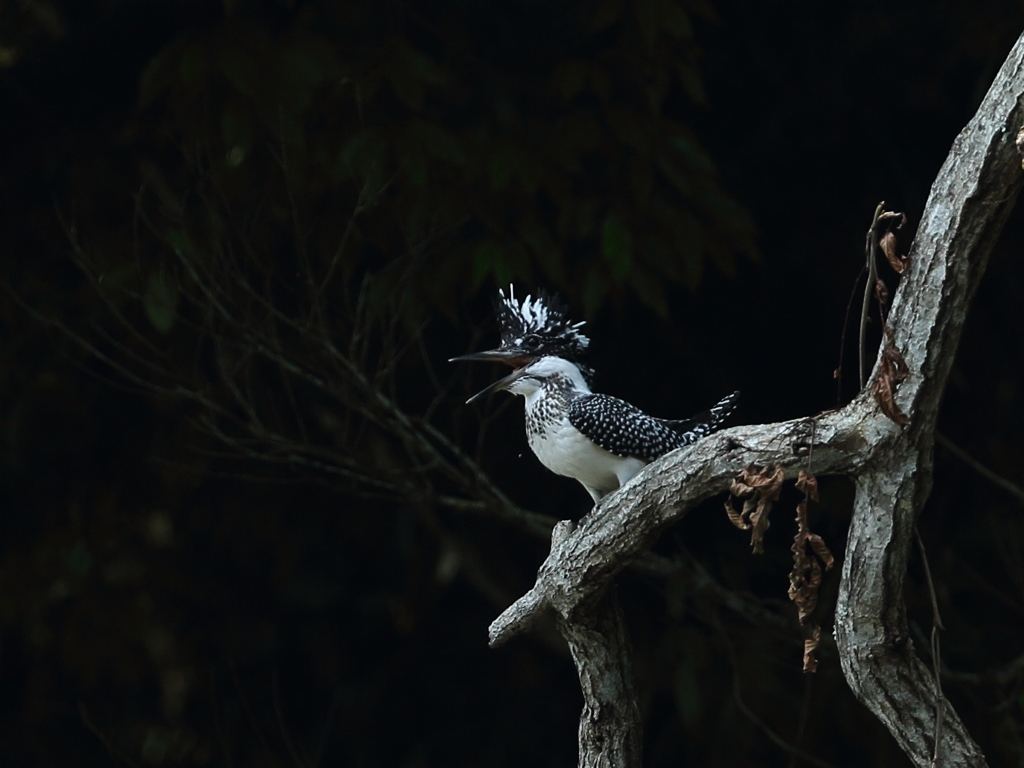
left=877, top=212, right=910, bottom=274
left=874, top=278, right=889, bottom=308
left=789, top=470, right=834, bottom=672
left=876, top=210, right=905, bottom=228
left=879, top=231, right=909, bottom=274
left=725, top=465, right=783, bottom=553
left=873, top=337, right=911, bottom=427
left=795, top=469, right=819, bottom=501
left=788, top=501, right=828, bottom=622
left=724, top=498, right=750, bottom=530
left=803, top=626, right=822, bottom=673
left=806, top=533, right=834, bottom=568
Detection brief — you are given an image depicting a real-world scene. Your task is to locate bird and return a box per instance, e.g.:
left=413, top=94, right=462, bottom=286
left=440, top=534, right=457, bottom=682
left=452, top=287, right=738, bottom=503
left=462, top=355, right=738, bottom=502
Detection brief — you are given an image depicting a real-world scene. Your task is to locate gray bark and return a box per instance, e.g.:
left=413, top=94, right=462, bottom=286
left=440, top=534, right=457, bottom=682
left=489, top=30, right=1024, bottom=768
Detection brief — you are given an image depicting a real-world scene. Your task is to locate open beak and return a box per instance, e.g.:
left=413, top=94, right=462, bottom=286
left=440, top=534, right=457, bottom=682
left=448, top=348, right=529, bottom=366
left=465, top=365, right=530, bottom=404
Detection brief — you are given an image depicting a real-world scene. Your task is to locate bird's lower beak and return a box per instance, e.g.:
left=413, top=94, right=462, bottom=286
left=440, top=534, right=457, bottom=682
left=465, top=366, right=530, bottom=404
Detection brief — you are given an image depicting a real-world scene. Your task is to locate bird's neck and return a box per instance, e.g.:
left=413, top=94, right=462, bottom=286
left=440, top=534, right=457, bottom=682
left=523, top=373, right=588, bottom=412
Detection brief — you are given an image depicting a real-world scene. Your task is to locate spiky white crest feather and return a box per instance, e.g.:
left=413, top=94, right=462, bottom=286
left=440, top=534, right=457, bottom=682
left=494, top=285, right=590, bottom=363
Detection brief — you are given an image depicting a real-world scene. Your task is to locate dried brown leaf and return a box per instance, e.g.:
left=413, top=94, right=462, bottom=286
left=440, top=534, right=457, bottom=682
left=807, top=533, right=834, bottom=570
left=879, top=231, right=909, bottom=274
left=741, top=465, right=785, bottom=496
left=874, top=278, right=889, bottom=307
left=729, top=479, right=755, bottom=498
left=873, top=341, right=911, bottom=427
left=795, top=470, right=819, bottom=502
left=727, top=465, right=784, bottom=553
left=724, top=498, right=750, bottom=530
left=877, top=211, right=909, bottom=273
left=749, top=498, right=771, bottom=554
left=877, top=210, right=906, bottom=228
left=788, top=482, right=834, bottom=663
left=803, top=626, right=822, bottom=673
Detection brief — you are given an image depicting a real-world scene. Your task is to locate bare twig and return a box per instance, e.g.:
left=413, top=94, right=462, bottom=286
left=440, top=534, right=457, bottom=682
left=859, top=202, right=884, bottom=388
left=78, top=701, right=144, bottom=768
left=916, top=528, right=946, bottom=768
left=715, top=616, right=839, bottom=768
left=936, top=432, right=1024, bottom=506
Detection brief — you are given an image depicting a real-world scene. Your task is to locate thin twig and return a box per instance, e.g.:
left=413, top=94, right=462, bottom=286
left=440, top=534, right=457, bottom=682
left=936, top=432, right=1024, bottom=506
left=78, top=701, right=144, bottom=768
left=837, top=264, right=867, bottom=407
left=915, top=528, right=945, bottom=768
left=272, top=670, right=307, bottom=768
left=714, top=615, right=839, bottom=768
left=229, top=659, right=283, bottom=768
left=859, top=202, right=884, bottom=388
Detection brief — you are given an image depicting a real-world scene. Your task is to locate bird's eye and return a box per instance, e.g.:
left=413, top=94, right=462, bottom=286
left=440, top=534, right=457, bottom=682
left=524, top=335, right=541, bottom=349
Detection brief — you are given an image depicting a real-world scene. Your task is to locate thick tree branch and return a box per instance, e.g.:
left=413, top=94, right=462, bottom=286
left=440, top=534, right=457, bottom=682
left=490, top=30, right=1024, bottom=768
left=833, top=30, right=1024, bottom=768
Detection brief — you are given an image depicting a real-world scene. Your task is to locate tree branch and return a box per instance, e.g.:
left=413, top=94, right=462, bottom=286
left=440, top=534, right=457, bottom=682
left=489, top=30, right=1024, bottom=768
left=833, top=30, right=1024, bottom=768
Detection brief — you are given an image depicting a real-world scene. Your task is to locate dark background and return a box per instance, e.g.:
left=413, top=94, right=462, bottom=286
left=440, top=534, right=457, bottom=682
left=2, top=1, right=1023, bottom=766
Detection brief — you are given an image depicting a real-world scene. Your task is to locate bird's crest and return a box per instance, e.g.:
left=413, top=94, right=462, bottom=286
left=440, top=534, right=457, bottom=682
left=494, top=286, right=590, bottom=361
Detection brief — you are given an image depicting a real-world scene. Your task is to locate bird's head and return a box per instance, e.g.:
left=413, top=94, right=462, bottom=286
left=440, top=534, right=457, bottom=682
left=450, top=285, right=592, bottom=378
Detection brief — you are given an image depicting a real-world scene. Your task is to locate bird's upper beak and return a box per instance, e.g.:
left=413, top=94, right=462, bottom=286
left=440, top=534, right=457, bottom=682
left=463, top=365, right=530, bottom=404
left=448, top=347, right=531, bottom=367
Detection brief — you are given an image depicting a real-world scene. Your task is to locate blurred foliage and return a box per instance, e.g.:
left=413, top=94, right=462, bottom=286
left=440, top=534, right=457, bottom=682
left=124, top=0, right=754, bottom=324
left=2, top=0, right=1024, bottom=767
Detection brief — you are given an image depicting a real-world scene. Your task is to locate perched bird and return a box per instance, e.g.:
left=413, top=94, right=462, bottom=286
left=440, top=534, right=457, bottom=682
left=453, top=287, right=738, bottom=501
left=463, top=355, right=738, bottom=502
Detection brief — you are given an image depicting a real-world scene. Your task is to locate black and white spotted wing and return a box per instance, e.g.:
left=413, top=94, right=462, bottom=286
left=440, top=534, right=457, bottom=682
left=568, top=391, right=739, bottom=462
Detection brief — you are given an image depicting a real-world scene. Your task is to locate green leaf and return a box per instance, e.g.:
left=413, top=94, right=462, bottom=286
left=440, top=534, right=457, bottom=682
left=675, top=61, right=706, bottom=104
left=635, top=0, right=659, bottom=51
left=656, top=155, right=694, bottom=197
left=601, top=215, right=633, bottom=280
left=662, top=1, right=693, bottom=39
left=581, top=268, right=609, bottom=318
left=489, top=144, right=516, bottom=190
left=221, top=102, right=254, bottom=151
left=629, top=265, right=668, bottom=317
left=628, top=157, right=654, bottom=203
left=166, top=229, right=194, bottom=258
left=412, top=119, right=467, bottom=167
left=605, top=105, right=649, bottom=153
left=138, top=46, right=175, bottom=106
left=561, top=111, right=602, bottom=154
left=471, top=242, right=510, bottom=290
left=589, top=0, right=621, bottom=31
left=668, top=133, right=716, bottom=174
left=144, top=272, right=178, bottom=334
left=552, top=60, right=588, bottom=100
left=217, top=44, right=257, bottom=96
left=179, top=44, right=208, bottom=93
left=520, top=216, right=565, bottom=284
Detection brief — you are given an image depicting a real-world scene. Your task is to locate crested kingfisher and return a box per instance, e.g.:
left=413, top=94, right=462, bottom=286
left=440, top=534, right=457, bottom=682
left=452, top=287, right=738, bottom=503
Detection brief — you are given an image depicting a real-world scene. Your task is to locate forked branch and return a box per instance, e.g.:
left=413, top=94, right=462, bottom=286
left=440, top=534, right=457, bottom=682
left=490, top=29, right=1024, bottom=768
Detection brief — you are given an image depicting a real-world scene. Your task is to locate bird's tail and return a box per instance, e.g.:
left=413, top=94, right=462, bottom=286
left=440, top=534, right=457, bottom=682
left=662, top=391, right=740, bottom=441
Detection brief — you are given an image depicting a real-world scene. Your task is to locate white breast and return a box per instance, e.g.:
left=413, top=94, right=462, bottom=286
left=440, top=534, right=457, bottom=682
left=527, top=413, right=648, bottom=501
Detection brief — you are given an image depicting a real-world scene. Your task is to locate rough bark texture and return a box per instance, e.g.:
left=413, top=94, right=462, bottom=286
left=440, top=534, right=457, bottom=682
left=832, top=31, right=1024, bottom=768
left=489, top=31, right=1024, bottom=768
